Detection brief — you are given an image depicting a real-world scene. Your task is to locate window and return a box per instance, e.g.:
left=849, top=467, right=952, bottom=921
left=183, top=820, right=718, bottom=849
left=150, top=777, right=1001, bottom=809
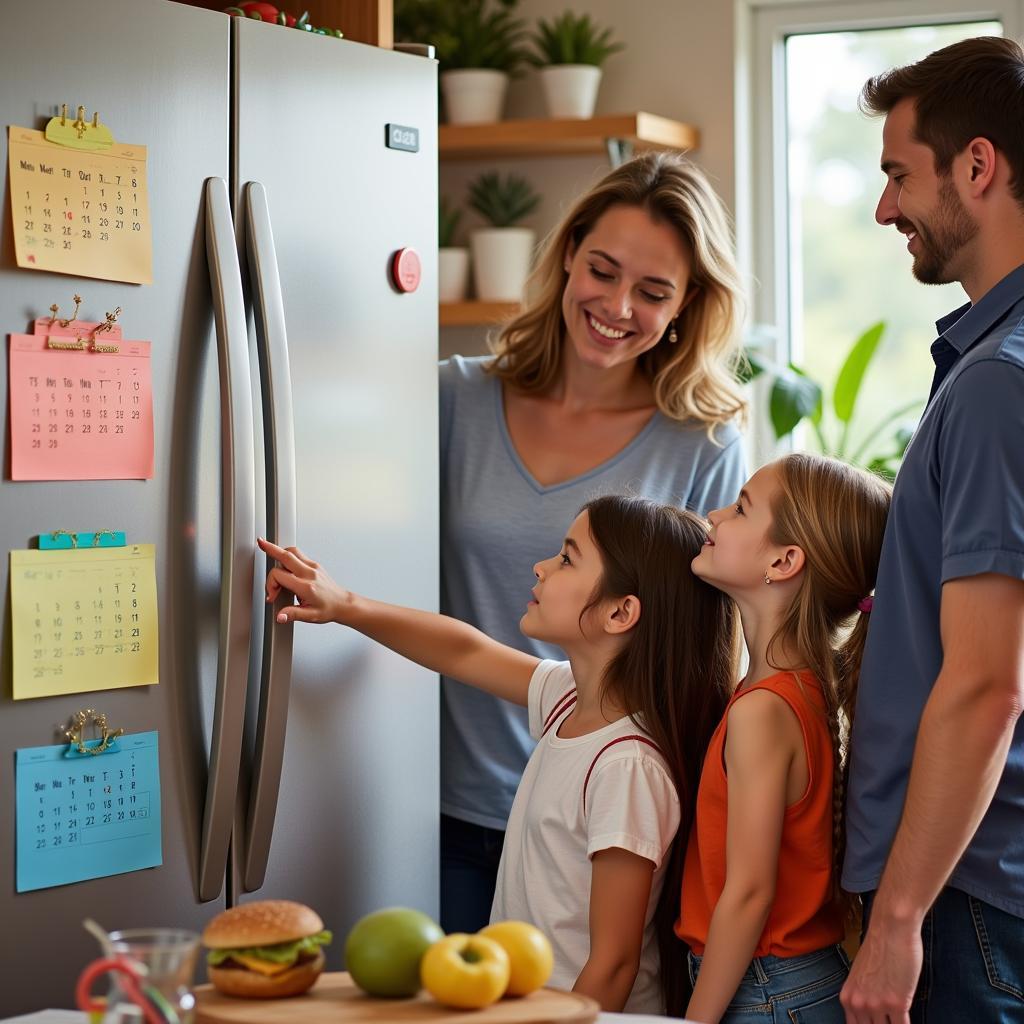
left=739, top=1, right=1022, bottom=461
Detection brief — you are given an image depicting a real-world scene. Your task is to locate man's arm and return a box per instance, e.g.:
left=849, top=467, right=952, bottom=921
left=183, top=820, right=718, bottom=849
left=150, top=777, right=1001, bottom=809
left=841, top=572, right=1024, bottom=1024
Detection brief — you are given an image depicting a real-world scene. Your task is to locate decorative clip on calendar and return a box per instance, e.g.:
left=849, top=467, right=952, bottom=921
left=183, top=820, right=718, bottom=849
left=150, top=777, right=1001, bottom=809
left=44, top=293, right=123, bottom=352
left=64, top=708, right=124, bottom=757
left=40, top=528, right=127, bottom=550
left=45, top=104, right=115, bottom=152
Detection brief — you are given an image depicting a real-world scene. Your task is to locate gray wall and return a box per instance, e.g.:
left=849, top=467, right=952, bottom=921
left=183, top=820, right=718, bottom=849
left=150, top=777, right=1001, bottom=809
left=439, top=0, right=738, bottom=359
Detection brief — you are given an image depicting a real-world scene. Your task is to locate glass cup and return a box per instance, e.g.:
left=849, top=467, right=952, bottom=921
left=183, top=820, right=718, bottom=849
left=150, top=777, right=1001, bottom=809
left=101, top=929, right=200, bottom=1024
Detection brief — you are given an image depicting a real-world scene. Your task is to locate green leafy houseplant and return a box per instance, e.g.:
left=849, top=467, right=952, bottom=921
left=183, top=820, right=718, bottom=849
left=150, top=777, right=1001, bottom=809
left=439, top=197, right=462, bottom=248
left=528, top=11, right=624, bottom=67
left=394, top=0, right=530, bottom=73
left=743, top=321, right=924, bottom=481
left=467, top=172, right=540, bottom=228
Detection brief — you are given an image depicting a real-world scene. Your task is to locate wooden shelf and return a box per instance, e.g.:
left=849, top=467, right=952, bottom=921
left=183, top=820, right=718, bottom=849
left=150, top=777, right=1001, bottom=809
left=171, top=0, right=393, bottom=48
left=440, top=301, right=519, bottom=327
left=439, top=112, right=699, bottom=162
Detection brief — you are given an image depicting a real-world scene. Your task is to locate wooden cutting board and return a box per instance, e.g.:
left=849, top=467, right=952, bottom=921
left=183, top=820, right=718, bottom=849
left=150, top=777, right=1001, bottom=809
left=194, top=972, right=600, bottom=1023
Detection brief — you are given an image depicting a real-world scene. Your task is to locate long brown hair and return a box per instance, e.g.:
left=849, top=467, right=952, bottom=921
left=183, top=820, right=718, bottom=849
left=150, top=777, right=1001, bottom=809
left=487, top=152, right=747, bottom=435
left=581, top=495, right=739, bottom=1014
left=860, top=36, right=1024, bottom=209
left=766, top=454, right=891, bottom=917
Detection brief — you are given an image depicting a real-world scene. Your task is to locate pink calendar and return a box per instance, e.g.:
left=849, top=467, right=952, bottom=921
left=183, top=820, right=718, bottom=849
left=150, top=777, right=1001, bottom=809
left=8, top=319, right=154, bottom=480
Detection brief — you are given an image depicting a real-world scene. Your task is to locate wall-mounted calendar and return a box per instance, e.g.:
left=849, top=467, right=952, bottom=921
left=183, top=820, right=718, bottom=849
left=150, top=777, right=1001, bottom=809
left=10, top=544, right=159, bottom=700
left=16, top=731, right=162, bottom=892
left=7, top=124, right=152, bottom=285
left=8, top=318, right=154, bottom=480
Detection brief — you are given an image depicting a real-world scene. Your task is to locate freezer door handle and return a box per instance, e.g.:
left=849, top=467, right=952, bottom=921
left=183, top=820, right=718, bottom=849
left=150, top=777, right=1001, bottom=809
left=241, top=181, right=297, bottom=892
left=199, top=176, right=257, bottom=903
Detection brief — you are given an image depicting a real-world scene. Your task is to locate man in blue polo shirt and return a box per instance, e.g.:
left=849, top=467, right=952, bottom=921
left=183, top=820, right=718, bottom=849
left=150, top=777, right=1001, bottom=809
left=839, top=37, right=1024, bottom=1024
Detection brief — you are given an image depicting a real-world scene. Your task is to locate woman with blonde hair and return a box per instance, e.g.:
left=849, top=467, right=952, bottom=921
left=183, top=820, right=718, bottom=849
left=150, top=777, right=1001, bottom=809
left=440, top=151, right=748, bottom=934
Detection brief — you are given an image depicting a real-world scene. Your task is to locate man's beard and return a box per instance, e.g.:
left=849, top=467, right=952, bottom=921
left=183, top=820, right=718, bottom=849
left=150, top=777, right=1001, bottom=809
left=908, top=177, right=978, bottom=285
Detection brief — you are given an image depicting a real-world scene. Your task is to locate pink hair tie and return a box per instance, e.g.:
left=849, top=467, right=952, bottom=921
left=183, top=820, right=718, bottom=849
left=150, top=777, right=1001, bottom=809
left=857, top=596, right=874, bottom=614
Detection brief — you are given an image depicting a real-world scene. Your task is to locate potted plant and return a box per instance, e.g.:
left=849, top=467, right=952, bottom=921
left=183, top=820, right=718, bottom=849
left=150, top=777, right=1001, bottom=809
left=438, top=196, right=470, bottom=303
left=467, top=172, right=540, bottom=302
left=528, top=11, right=624, bottom=119
left=395, top=0, right=530, bottom=124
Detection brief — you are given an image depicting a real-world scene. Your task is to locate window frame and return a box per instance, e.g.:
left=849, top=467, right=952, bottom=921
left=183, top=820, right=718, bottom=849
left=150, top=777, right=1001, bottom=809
left=735, top=0, right=1023, bottom=461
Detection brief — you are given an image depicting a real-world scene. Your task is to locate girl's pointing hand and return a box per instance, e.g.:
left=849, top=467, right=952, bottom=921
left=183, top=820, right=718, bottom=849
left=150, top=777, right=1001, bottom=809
left=258, top=536, right=349, bottom=625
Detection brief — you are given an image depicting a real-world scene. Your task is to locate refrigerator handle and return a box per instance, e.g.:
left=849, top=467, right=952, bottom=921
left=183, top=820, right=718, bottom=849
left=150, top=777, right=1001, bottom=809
left=198, top=176, right=257, bottom=903
left=241, top=181, right=297, bottom=893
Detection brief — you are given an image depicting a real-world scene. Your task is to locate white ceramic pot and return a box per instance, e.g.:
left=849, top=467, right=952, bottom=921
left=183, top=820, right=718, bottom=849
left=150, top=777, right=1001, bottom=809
left=539, top=64, right=603, bottom=119
left=439, top=247, right=471, bottom=302
left=441, top=69, right=510, bottom=124
left=471, top=227, right=535, bottom=302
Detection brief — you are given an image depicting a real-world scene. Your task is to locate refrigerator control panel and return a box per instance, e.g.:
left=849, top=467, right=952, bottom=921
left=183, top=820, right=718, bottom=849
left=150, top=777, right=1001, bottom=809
left=385, top=123, right=420, bottom=153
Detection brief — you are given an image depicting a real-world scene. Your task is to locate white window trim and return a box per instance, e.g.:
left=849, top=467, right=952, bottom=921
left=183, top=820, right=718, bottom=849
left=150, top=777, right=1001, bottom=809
left=734, top=0, right=1024, bottom=463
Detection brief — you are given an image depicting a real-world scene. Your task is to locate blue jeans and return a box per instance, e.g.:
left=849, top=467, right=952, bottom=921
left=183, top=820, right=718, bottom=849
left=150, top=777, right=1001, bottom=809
left=439, top=813, right=505, bottom=934
left=862, top=886, right=1024, bottom=1023
left=688, top=944, right=849, bottom=1023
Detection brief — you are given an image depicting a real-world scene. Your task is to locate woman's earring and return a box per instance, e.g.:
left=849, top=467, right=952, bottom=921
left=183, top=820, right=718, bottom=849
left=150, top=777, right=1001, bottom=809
left=668, top=319, right=678, bottom=344
left=764, top=571, right=772, bottom=585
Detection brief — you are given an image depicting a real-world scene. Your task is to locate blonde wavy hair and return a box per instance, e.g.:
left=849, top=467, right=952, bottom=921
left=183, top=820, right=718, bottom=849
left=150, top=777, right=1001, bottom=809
left=766, top=453, right=891, bottom=919
left=485, top=151, right=747, bottom=434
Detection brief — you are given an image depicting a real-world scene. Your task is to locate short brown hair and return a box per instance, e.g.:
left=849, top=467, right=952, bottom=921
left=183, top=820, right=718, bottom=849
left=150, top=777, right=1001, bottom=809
left=860, top=36, right=1024, bottom=207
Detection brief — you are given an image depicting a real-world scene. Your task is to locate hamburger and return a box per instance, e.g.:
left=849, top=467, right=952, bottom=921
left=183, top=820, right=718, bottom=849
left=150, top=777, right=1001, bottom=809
left=203, top=900, right=332, bottom=998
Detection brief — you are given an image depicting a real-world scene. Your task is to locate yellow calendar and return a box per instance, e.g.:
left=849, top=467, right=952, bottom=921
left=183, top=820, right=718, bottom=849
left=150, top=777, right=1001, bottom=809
left=8, top=124, right=152, bottom=284
left=11, top=545, right=159, bottom=700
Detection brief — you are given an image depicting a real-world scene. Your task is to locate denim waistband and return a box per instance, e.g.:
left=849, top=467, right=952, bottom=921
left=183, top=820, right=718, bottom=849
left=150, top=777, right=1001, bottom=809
left=688, top=943, right=848, bottom=985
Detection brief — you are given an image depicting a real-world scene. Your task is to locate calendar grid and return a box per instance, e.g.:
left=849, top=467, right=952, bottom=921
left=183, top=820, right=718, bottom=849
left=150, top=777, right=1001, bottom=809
left=11, top=545, right=159, bottom=700
left=8, top=331, right=154, bottom=480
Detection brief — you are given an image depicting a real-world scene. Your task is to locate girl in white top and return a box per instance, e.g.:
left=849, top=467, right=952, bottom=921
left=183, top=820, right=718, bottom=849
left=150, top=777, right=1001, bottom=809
left=259, top=494, right=737, bottom=1014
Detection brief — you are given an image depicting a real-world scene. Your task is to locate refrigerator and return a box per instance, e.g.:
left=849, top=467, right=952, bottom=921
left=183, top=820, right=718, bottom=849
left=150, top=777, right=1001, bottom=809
left=0, top=0, right=440, bottom=1015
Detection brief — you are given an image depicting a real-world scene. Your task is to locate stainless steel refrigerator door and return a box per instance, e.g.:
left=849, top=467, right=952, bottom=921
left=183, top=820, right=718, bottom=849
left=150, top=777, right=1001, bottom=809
left=233, top=21, right=440, bottom=946
left=0, top=0, right=231, bottom=1014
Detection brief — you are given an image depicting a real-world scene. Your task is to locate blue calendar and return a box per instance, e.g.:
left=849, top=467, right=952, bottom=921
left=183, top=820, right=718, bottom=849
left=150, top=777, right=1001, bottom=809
left=16, top=730, right=162, bottom=892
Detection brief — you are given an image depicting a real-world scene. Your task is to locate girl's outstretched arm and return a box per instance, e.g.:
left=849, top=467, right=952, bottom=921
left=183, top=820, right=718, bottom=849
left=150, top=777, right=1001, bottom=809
left=573, top=848, right=654, bottom=1011
left=685, top=691, right=798, bottom=1024
left=258, top=537, right=538, bottom=706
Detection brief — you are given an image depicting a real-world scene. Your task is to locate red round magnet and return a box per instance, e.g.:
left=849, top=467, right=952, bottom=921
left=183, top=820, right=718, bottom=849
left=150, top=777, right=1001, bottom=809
left=391, top=248, right=422, bottom=293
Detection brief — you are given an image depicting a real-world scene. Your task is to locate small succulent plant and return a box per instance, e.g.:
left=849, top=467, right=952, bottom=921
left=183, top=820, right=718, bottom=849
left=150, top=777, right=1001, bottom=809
left=467, top=172, right=541, bottom=228
left=528, top=11, right=624, bottom=67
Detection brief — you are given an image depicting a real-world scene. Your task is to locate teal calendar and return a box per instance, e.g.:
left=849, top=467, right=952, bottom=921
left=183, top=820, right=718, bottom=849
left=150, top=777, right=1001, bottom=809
left=16, top=730, right=162, bottom=892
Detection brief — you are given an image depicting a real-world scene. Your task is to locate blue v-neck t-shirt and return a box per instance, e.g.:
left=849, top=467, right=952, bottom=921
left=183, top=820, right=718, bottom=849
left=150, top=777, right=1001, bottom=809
left=439, top=354, right=747, bottom=830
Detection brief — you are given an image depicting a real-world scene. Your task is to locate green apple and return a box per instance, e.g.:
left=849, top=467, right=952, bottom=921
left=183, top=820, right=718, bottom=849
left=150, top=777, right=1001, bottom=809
left=344, top=907, right=444, bottom=997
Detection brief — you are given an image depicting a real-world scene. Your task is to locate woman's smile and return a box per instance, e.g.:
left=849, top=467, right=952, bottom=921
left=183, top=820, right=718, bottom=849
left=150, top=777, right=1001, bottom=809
left=584, top=310, right=635, bottom=346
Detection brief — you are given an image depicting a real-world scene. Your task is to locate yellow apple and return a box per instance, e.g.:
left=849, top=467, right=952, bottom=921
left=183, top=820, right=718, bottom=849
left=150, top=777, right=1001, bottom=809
left=479, top=921, right=554, bottom=996
left=420, top=934, right=510, bottom=1009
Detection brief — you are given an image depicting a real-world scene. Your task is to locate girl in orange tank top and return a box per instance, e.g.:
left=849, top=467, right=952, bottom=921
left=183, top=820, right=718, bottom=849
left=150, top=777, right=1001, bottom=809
left=677, top=454, right=891, bottom=1024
